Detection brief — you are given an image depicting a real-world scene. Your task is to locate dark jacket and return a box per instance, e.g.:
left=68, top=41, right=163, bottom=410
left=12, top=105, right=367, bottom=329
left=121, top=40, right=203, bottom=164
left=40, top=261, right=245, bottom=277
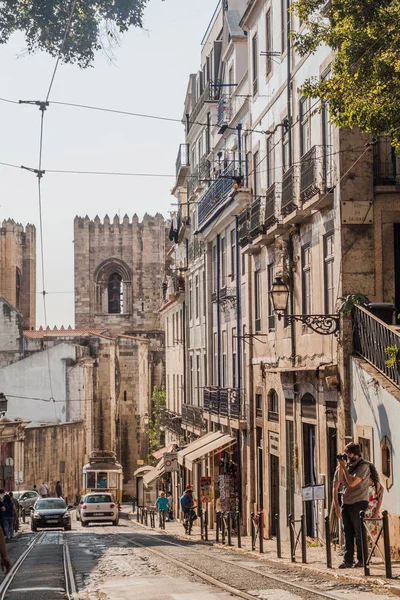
left=55, top=483, right=63, bottom=497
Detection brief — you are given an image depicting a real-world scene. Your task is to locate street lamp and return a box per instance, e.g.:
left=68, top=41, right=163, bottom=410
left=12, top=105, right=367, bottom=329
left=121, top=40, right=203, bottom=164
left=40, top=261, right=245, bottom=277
left=0, top=393, right=8, bottom=416
left=269, top=276, right=340, bottom=336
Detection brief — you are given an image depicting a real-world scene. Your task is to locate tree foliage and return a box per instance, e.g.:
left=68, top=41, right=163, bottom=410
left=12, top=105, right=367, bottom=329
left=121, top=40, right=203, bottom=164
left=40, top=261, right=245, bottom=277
left=0, top=0, right=148, bottom=67
left=292, top=0, right=400, bottom=148
left=147, top=386, right=166, bottom=462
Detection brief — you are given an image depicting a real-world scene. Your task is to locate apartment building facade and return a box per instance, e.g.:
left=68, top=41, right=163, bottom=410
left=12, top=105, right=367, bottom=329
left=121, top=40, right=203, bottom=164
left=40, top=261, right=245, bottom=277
left=160, top=0, right=400, bottom=546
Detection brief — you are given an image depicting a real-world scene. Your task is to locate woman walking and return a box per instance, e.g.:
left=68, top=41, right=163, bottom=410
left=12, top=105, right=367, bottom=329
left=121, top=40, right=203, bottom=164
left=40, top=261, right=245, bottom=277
left=1, top=494, right=15, bottom=541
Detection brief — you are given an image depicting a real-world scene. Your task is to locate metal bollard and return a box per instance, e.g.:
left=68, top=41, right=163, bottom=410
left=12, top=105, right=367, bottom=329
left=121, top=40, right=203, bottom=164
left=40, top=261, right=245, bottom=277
left=236, top=512, right=241, bottom=548
left=382, top=510, right=392, bottom=579
left=325, top=515, right=332, bottom=568
left=204, top=510, right=208, bottom=541
left=221, top=512, right=226, bottom=544
left=289, top=514, right=295, bottom=562
left=259, top=512, right=264, bottom=554
left=227, top=512, right=232, bottom=546
left=359, top=511, right=370, bottom=576
left=145, top=508, right=149, bottom=527
left=301, top=513, right=307, bottom=564
left=216, top=512, right=220, bottom=543
left=251, top=512, right=255, bottom=551
left=275, top=513, right=281, bottom=558
left=140, top=507, right=144, bottom=524
left=200, top=508, right=204, bottom=540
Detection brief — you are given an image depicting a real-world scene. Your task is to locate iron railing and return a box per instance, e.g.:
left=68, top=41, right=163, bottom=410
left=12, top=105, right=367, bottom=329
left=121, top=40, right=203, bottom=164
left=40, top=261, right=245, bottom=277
left=182, top=404, right=204, bottom=430
left=281, top=166, right=297, bottom=215
left=199, top=155, right=211, bottom=182
left=353, top=305, right=400, bottom=388
left=249, top=196, right=265, bottom=238
left=187, top=165, right=199, bottom=199
left=373, top=136, right=400, bottom=185
left=238, top=207, right=250, bottom=246
left=165, top=410, right=182, bottom=436
left=198, top=162, right=236, bottom=226
left=265, top=183, right=277, bottom=229
left=300, top=146, right=321, bottom=203
left=176, top=143, right=190, bottom=185
left=190, top=82, right=219, bottom=125
left=188, top=237, right=204, bottom=261
left=203, top=387, right=244, bottom=420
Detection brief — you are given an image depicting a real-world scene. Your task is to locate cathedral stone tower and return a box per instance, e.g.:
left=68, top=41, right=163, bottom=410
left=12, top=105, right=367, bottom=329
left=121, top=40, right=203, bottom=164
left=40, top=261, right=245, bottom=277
left=0, top=220, right=36, bottom=330
left=74, top=213, right=168, bottom=335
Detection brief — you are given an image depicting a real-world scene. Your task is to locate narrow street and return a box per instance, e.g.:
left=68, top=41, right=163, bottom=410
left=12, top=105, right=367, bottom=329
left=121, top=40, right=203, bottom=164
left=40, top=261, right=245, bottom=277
left=0, top=510, right=394, bottom=600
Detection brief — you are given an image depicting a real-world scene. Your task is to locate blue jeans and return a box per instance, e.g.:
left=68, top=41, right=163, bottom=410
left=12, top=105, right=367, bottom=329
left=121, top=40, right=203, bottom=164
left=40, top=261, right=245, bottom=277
left=3, top=517, right=14, bottom=540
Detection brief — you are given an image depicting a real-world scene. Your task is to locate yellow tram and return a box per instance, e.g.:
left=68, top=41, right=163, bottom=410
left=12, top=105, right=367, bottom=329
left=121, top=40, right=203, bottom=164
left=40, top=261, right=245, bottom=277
left=82, top=451, right=123, bottom=504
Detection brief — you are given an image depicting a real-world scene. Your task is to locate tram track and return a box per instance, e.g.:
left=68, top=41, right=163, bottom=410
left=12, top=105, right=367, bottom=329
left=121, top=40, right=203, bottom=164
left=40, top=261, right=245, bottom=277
left=101, top=524, right=344, bottom=600
left=0, top=531, right=77, bottom=600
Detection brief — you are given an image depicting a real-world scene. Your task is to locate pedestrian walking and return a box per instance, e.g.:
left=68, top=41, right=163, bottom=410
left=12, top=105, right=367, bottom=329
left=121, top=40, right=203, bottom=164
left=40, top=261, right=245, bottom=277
left=39, top=482, right=49, bottom=498
left=1, top=494, right=15, bottom=541
left=167, top=493, right=173, bottom=521
left=55, top=481, right=63, bottom=498
left=155, top=491, right=169, bottom=527
left=9, top=492, right=19, bottom=534
left=335, top=442, right=370, bottom=569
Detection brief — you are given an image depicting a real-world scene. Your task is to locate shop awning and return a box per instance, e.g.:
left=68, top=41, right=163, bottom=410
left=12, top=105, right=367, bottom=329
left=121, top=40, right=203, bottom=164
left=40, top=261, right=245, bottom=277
left=152, top=443, right=177, bottom=461
left=143, top=459, right=165, bottom=488
left=177, top=431, right=222, bottom=466
left=185, top=434, right=236, bottom=471
left=133, top=465, right=153, bottom=477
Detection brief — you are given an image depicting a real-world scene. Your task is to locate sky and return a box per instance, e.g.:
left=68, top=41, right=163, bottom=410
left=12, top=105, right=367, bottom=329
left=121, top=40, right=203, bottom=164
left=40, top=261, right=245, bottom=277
left=0, top=0, right=218, bottom=328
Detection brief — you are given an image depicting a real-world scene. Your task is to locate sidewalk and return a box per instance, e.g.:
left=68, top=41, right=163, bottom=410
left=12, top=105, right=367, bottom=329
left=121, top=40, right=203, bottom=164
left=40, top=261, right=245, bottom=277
left=126, top=507, right=400, bottom=597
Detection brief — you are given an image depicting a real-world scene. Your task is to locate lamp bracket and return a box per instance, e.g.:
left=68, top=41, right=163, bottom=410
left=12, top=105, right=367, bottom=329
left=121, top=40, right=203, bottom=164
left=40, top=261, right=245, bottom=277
left=277, top=313, right=340, bottom=336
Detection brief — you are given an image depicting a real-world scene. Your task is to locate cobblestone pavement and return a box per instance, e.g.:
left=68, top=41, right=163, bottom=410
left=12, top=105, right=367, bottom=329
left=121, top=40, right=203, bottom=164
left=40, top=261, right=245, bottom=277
left=0, top=511, right=397, bottom=600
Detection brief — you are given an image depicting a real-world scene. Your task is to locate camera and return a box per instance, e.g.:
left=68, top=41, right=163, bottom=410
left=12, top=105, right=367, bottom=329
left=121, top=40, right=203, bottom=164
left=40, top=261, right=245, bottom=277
left=336, top=453, right=347, bottom=461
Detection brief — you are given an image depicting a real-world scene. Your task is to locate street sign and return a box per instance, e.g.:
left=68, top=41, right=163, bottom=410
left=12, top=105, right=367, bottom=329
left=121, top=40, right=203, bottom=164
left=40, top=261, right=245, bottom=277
left=302, top=484, right=325, bottom=501
left=163, top=452, right=178, bottom=473
left=14, top=471, right=23, bottom=484
left=5, top=457, right=14, bottom=467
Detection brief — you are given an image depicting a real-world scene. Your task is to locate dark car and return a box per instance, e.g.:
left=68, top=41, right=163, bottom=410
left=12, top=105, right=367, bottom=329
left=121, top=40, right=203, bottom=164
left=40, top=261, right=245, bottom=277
left=31, top=498, right=71, bottom=531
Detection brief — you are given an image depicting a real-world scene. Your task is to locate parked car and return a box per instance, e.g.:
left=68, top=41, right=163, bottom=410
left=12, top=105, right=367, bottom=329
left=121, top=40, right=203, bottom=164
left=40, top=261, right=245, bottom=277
left=31, top=497, right=71, bottom=531
left=76, top=492, right=118, bottom=527
left=12, top=490, right=39, bottom=516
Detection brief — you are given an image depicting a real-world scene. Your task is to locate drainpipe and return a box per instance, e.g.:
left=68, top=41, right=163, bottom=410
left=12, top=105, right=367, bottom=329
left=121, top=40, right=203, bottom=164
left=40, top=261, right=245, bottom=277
left=287, top=0, right=292, bottom=166
left=217, top=235, right=221, bottom=389
left=235, top=215, right=243, bottom=519
left=237, top=124, right=243, bottom=178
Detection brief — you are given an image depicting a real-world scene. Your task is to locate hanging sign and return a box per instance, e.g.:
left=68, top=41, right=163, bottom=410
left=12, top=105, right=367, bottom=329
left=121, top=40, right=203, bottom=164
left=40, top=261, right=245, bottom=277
left=163, top=452, right=178, bottom=473
left=200, top=476, right=213, bottom=502
left=302, top=484, right=325, bottom=501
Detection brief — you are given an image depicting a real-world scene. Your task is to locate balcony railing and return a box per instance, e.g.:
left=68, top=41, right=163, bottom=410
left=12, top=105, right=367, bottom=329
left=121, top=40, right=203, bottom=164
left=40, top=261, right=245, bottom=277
left=176, top=143, right=190, bottom=186
left=281, top=166, right=297, bottom=215
left=203, top=387, right=244, bottom=420
left=353, top=305, right=400, bottom=388
left=198, top=162, right=236, bottom=227
left=190, top=82, right=219, bottom=127
left=300, top=146, right=321, bottom=203
left=249, top=196, right=265, bottom=239
left=199, top=155, right=211, bottom=182
left=238, top=207, right=250, bottom=246
left=187, top=166, right=199, bottom=199
left=188, top=237, right=204, bottom=261
left=182, top=404, right=204, bottom=430
left=265, top=183, right=277, bottom=229
left=165, top=410, right=182, bottom=436
left=373, top=136, right=400, bottom=185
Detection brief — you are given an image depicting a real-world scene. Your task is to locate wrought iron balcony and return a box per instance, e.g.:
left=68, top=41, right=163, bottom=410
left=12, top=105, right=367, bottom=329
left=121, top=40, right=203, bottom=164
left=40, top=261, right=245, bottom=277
left=165, top=410, right=182, bottom=436
left=187, top=166, right=199, bottom=199
left=265, top=183, right=277, bottom=229
left=249, top=196, right=265, bottom=239
left=373, top=136, right=400, bottom=185
left=182, top=404, right=204, bottom=430
left=172, top=273, right=185, bottom=294
left=198, top=162, right=236, bottom=227
left=353, top=304, right=400, bottom=389
left=199, top=155, right=211, bottom=182
left=238, top=207, right=250, bottom=246
left=188, top=237, right=204, bottom=261
left=203, top=387, right=243, bottom=420
left=281, top=166, right=297, bottom=215
left=211, top=286, right=236, bottom=310
left=300, top=146, right=321, bottom=203
left=190, top=83, right=218, bottom=127
left=176, top=143, right=190, bottom=186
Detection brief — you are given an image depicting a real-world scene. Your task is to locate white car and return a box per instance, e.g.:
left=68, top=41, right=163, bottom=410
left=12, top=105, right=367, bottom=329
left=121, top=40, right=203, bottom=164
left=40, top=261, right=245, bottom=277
left=77, top=492, right=119, bottom=527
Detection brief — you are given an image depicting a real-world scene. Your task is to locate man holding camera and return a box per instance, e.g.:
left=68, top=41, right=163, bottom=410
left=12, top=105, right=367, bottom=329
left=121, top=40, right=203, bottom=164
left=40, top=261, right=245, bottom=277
left=335, top=442, right=370, bottom=569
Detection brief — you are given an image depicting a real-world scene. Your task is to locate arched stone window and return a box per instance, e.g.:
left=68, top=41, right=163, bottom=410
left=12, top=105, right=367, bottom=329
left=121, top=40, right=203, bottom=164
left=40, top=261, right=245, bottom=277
left=94, top=259, right=132, bottom=315
left=16, top=268, right=21, bottom=309
left=268, top=389, right=279, bottom=422
left=108, top=273, right=123, bottom=313
left=301, top=393, right=316, bottom=420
